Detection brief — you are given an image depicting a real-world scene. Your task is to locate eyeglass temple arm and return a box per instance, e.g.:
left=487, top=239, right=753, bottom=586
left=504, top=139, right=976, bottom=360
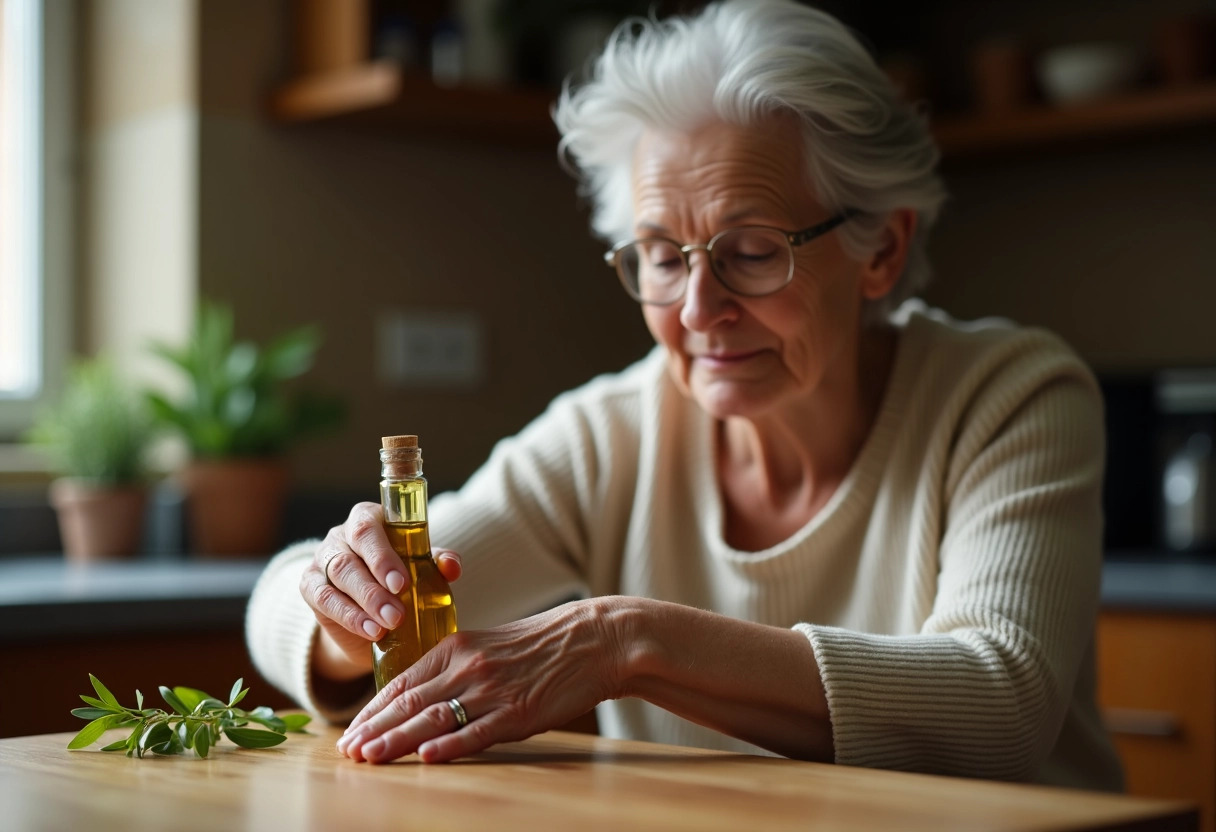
left=787, top=209, right=860, bottom=247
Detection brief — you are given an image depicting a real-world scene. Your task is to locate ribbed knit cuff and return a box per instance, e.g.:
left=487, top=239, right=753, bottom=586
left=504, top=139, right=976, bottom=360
left=794, top=622, right=1040, bottom=780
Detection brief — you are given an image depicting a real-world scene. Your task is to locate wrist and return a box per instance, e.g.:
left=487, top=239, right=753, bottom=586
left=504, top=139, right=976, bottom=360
left=587, top=595, right=659, bottom=701
left=312, top=628, right=372, bottom=682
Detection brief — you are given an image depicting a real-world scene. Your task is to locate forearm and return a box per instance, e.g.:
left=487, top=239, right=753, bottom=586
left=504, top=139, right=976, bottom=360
left=604, top=596, right=834, bottom=761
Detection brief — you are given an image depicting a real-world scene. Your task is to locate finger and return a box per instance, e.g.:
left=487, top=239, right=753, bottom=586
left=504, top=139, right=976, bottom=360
left=339, top=645, right=439, bottom=743
left=358, top=700, right=472, bottom=764
left=433, top=549, right=462, bottom=582
left=301, top=564, right=386, bottom=640
left=418, top=714, right=501, bottom=763
left=344, top=502, right=410, bottom=594
left=340, top=680, right=443, bottom=762
left=339, top=652, right=454, bottom=759
left=325, top=547, right=408, bottom=632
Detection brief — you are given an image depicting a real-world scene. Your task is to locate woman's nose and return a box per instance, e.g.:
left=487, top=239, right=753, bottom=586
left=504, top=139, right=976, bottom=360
left=679, top=251, right=737, bottom=332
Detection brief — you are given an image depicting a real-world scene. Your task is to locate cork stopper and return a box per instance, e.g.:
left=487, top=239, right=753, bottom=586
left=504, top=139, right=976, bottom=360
left=382, top=434, right=418, bottom=450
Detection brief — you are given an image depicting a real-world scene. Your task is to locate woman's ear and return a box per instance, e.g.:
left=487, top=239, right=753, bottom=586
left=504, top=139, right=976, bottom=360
left=860, top=209, right=917, bottom=301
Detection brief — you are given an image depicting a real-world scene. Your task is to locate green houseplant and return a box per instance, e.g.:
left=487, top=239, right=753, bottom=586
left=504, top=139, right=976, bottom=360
left=146, top=301, right=343, bottom=555
left=25, top=359, right=153, bottom=561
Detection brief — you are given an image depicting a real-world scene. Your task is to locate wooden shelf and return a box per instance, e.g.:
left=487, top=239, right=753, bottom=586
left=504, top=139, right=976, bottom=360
left=934, top=82, right=1216, bottom=157
left=270, top=65, right=1216, bottom=155
left=268, top=61, right=558, bottom=146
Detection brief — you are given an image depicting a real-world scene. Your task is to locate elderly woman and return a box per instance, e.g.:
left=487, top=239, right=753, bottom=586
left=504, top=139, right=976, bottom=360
left=247, top=0, right=1122, bottom=790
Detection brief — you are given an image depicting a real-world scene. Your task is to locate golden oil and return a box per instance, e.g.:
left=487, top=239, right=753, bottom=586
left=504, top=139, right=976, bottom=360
left=372, top=435, right=457, bottom=692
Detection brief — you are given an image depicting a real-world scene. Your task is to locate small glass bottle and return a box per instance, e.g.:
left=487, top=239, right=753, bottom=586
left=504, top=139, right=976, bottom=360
left=372, top=435, right=458, bottom=691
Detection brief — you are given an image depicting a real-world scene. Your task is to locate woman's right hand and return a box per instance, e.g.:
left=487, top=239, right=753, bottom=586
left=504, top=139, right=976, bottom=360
left=300, top=502, right=463, bottom=680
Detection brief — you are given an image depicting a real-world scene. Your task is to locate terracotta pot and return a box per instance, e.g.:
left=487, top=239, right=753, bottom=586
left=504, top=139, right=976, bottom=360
left=49, top=479, right=147, bottom=563
left=180, top=458, right=289, bottom=556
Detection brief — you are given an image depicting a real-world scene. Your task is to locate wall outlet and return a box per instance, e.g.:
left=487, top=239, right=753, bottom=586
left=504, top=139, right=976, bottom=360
left=377, top=310, right=485, bottom=388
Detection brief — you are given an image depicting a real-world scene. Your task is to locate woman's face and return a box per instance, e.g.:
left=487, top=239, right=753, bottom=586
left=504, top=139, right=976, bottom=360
left=631, top=118, right=875, bottom=422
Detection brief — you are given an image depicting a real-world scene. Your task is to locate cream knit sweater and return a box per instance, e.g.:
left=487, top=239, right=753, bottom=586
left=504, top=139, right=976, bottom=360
left=246, top=302, right=1123, bottom=791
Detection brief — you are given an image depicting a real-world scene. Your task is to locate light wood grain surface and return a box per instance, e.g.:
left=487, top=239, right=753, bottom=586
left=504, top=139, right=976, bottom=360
left=0, top=726, right=1196, bottom=831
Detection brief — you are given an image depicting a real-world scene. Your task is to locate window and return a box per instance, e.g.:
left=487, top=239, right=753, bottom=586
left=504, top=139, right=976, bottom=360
left=0, top=0, right=72, bottom=437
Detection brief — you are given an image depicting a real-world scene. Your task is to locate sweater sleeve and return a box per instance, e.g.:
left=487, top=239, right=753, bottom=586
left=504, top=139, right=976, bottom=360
left=797, top=340, right=1105, bottom=780
left=245, top=368, right=641, bottom=719
left=244, top=539, right=373, bottom=723
left=426, top=378, right=639, bottom=630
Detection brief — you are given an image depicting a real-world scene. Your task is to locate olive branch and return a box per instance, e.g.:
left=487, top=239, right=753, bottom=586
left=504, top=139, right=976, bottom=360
left=68, top=673, right=310, bottom=758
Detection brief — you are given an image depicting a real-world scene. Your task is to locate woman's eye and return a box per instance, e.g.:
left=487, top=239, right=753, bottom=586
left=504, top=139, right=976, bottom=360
left=731, top=249, right=777, bottom=264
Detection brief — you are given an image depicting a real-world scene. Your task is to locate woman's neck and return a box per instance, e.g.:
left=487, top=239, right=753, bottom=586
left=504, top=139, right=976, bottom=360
left=718, top=325, right=898, bottom=549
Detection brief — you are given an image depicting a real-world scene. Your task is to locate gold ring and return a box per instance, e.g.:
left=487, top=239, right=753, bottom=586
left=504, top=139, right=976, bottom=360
left=447, top=698, right=468, bottom=729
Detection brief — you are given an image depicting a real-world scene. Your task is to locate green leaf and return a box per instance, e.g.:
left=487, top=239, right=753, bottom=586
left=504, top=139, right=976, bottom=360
left=72, top=707, right=113, bottom=721
left=125, top=728, right=141, bottom=758
left=68, top=714, right=120, bottom=750
left=261, top=327, right=321, bottom=381
left=196, top=698, right=227, bottom=713
left=78, top=694, right=115, bottom=711
left=244, top=713, right=286, bottom=734
left=172, top=686, right=212, bottom=712
left=140, top=722, right=172, bottom=752
left=223, top=727, right=287, bottom=749
left=100, top=738, right=128, bottom=752
left=179, top=720, right=201, bottom=749
left=146, top=341, right=193, bottom=374
left=159, top=686, right=190, bottom=716
left=136, top=689, right=144, bottom=710
left=88, top=675, right=121, bottom=709
left=228, top=679, right=246, bottom=706
left=195, top=724, right=211, bottom=758
left=151, top=728, right=185, bottom=756
left=280, top=713, right=312, bottom=733
left=224, top=343, right=259, bottom=386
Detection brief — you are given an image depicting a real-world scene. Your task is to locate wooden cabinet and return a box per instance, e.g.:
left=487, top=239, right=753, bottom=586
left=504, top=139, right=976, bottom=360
left=1098, top=611, right=1216, bottom=832
left=0, top=628, right=296, bottom=739
left=268, top=1, right=1216, bottom=154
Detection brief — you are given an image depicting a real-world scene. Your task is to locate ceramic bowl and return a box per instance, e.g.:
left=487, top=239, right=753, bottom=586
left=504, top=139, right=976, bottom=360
left=1037, top=43, right=1144, bottom=104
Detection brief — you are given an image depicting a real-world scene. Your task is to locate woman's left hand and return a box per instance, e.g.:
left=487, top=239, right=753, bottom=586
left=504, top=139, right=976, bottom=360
left=336, top=599, right=627, bottom=764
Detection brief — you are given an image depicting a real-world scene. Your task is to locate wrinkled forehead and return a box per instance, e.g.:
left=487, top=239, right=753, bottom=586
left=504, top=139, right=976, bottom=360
left=629, top=116, right=820, bottom=227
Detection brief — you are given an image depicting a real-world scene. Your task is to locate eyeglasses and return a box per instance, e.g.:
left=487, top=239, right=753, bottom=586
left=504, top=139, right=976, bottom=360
left=603, top=211, right=857, bottom=306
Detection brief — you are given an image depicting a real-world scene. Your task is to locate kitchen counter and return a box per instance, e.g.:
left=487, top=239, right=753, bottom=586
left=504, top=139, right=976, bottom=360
left=1101, top=557, right=1216, bottom=613
left=0, top=556, right=269, bottom=639
left=2, top=555, right=1216, bottom=640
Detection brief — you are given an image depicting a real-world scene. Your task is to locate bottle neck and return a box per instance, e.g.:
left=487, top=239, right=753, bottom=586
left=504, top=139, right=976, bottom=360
left=380, top=446, right=423, bottom=480
left=380, top=447, right=428, bottom=525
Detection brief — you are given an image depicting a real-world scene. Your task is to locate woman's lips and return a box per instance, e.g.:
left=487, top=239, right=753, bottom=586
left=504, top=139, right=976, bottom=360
left=693, top=349, right=764, bottom=369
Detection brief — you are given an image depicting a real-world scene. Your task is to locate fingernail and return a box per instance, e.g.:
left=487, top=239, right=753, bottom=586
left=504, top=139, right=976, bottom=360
left=419, top=742, right=436, bottom=762
left=380, top=604, right=402, bottom=628
left=386, top=571, right=405, bottom=594
left=362, top=738, right=385, bottom=758
left=362, top=619, right=381, bottom=638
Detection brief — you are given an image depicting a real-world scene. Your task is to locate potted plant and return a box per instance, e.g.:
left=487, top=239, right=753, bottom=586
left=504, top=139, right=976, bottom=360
left=146, top=301, right=343, bottom=556
left=25, top=359, right=153, bottom=562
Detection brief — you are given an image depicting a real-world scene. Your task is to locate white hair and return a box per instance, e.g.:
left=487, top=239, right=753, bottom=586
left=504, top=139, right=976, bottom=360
left=554, top=0, right=948, bottom=321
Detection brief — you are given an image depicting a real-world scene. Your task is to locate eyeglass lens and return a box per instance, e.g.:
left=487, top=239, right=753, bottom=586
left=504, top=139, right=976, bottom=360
left=617, top=227, right=793, bottom=303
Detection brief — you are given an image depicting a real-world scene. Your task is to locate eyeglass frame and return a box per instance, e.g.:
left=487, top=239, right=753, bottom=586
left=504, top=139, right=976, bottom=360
left=603, top=209, right=859, bottom=306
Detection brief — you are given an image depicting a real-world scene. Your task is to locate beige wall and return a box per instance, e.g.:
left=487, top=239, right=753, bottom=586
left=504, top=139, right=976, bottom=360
left=186, top=1, right=1214, bottom=493
left=78, top=0, right=197, bottom=394
left=926, top=134, right=1216, bottom=372
left=196, top=2, right=652, bottom=492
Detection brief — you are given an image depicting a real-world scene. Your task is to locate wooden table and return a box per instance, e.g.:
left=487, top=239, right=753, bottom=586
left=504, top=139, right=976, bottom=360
left=0, top=726, right=1197, bottom=831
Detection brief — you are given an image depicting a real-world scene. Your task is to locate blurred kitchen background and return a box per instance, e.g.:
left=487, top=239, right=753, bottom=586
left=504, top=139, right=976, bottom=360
left=1, top=0, right=1215, bottom=822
